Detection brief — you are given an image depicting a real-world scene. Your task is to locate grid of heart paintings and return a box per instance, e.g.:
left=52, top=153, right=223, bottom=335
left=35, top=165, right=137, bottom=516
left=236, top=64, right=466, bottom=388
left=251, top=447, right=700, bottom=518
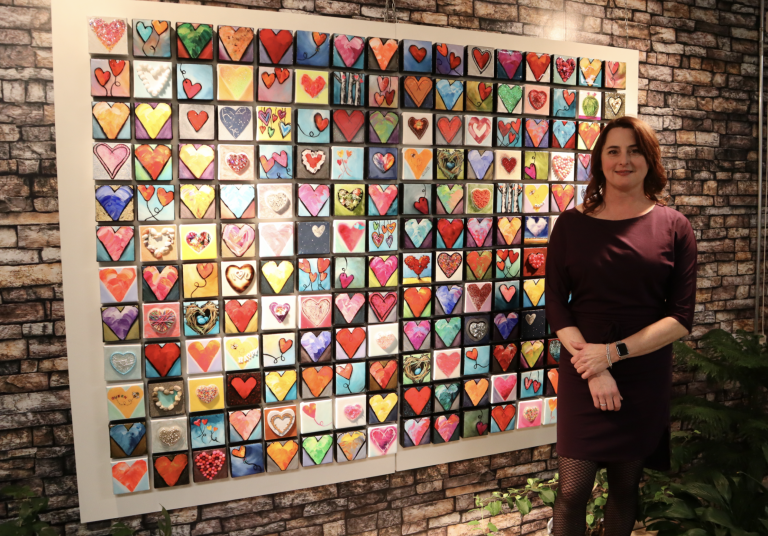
left=90, top=16, right=627, bottom=494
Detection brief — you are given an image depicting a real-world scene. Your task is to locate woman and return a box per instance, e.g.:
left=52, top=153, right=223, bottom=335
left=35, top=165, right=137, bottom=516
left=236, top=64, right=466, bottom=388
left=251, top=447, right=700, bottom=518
left=545, top=116, right=697, bottom=535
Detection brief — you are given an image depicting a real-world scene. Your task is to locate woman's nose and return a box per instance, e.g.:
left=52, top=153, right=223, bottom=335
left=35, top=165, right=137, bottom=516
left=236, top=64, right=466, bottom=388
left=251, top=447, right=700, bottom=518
left=619, top=150, right=631, bottom=165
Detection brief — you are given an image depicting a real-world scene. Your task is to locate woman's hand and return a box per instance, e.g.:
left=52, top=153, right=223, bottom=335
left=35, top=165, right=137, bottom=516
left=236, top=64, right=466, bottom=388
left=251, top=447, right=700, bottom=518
left=587, top=370, right=623, bottom=411
left=570, top=341, right=610, bottom=379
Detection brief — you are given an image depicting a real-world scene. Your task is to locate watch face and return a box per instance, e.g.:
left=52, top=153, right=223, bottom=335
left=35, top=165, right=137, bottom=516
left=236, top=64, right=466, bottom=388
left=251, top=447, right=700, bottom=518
left=616, top=342, right=628, bottom=356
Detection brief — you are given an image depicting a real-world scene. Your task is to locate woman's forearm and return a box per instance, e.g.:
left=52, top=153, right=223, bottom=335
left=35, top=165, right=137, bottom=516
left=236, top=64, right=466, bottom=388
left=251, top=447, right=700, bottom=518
left=568, top=317, right=690, bottom=379
left=555, top=326, right=587, bottom=356
left=613, top=317, right=689, bottom=362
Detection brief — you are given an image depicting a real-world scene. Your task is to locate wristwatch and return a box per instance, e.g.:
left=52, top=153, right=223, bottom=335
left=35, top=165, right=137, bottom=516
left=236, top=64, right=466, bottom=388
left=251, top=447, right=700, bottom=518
left=615, top=341, right=629, bottom=359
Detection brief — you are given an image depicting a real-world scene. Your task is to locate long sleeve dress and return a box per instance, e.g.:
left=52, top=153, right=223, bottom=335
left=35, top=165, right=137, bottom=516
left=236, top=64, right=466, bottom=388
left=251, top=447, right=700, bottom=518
left=545, top=205, right=697, bottom=470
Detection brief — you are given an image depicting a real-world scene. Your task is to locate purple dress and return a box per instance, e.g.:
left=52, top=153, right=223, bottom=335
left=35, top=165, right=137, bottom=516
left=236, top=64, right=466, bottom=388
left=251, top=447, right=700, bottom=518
left=545, top=205, right=697, bottom=469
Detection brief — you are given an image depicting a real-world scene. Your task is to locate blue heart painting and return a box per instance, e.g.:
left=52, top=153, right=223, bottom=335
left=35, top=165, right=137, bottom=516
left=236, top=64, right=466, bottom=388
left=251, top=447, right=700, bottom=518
left=110, top=423, right=146, bottom=456
left=436, top=79, right=464, bottom=110
left=436, top=285, right=462, bottom=315
left=467, top=150, right=494, bottom=179
left=552, top=120, right=576, bottom=149
left=220, top=185, right=255, bottom=218
left=301, top=331, right=332, bottom=361
left=404, top=219, right=432, bottom=248
left=220, top=106, right=252, bottom=139
left=494, top=313, right=519, bottom=339
left=96, top=185, right=133, bottom=221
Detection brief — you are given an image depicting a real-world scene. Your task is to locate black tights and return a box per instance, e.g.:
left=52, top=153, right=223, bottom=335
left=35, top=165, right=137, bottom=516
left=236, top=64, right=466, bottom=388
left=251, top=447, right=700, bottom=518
left=554, top=457, right=644, bottom=536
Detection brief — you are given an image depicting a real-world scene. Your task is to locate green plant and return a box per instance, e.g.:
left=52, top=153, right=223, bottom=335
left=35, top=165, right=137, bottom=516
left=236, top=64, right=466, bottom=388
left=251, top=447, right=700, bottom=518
left=157, top=506, right=172, bottom=536
left=640, top=467, right=768, bottom=536
left=467, top=473, right=610, bottom=535
left=467, top=492, right=506, bottom=535
left=109, top=522, right=134, bottom=536
left=670, top=329, right=768, bottom=477
left=0, top=486, right=56, bottom=536
left=634, top=330, right=768, bottom=535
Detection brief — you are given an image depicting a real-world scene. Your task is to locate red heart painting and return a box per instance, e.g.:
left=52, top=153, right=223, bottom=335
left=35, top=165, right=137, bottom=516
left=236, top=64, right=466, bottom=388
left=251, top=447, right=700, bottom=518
left=337, top=327, right=366, bottom=358
left=333, top=109, right=365, bottom=142
left=260, top=29, right=293, bottom=64
left=225, top=299, right=258, bottom=333
left=145, top=343, right=180, bottom=376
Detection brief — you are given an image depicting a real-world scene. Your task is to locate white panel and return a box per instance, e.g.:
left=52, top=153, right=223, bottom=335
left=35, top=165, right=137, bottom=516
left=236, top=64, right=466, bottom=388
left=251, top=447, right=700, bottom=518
left=53, top=0, right=636, bottom=522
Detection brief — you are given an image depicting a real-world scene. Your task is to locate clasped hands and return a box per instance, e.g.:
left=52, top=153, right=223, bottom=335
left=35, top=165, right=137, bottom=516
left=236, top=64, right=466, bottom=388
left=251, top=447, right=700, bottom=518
left=571, top=341, right=623, bottom=412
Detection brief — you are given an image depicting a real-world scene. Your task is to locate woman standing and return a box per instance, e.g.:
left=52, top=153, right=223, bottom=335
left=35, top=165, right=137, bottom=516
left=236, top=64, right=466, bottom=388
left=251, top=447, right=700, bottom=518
left=545, top=117, right=697, bottom=535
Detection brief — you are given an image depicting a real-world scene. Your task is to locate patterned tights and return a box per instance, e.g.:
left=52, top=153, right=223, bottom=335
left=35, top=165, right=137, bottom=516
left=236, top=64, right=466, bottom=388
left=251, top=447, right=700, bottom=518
left=553, top=456, right=645, bottom=536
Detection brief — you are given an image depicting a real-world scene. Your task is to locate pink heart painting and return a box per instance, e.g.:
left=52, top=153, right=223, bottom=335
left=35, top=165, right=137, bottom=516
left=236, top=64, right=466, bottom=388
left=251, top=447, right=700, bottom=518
left=222, top=224, right=255, bottom=257
left=260, top=223, right=293, bottom=256
left=369, top=426, right=397, bottom=455
left=94, top=143, right=130, bottom=179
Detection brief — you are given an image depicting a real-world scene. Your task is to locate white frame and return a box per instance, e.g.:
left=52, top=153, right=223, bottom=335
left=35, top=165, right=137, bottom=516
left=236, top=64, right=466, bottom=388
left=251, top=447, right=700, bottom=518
left=53, top=0, right=637, bottom=521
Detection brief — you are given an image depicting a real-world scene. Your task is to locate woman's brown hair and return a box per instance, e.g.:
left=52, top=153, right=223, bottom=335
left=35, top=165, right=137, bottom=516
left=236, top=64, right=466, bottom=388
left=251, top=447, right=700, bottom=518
left=582, top=116, right=667, bottom=215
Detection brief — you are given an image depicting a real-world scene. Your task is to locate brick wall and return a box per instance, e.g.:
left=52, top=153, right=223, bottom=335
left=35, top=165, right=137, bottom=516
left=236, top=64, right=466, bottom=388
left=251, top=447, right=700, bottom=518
left=0, top=0, right=760, bottom=533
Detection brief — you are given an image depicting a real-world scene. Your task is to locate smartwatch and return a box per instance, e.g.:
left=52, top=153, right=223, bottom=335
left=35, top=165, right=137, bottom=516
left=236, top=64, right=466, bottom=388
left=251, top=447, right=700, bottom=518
left=615, top=341, right=629, bottom=358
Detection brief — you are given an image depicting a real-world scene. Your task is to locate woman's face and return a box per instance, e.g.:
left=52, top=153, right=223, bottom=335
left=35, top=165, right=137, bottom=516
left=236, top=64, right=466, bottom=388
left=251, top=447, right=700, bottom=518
left=600, top=127, right=649, bottom=193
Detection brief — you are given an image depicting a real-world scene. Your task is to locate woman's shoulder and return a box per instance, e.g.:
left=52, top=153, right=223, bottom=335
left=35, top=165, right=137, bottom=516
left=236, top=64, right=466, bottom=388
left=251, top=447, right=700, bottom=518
left=558, top=206, right=583, bottom=220
left=548, top=207, right=581, bottom=242
left=653, top=204, right=693, bottom=230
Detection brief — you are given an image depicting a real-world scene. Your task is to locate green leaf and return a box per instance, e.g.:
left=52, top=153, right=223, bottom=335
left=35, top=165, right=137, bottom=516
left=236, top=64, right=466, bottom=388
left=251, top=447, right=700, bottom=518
left=158, top=506, right=173, bottom=536
left=486, top=501, right=502, bottom=516
left=594, top=497, right=607, bottom=506
left=0, top=486, right=36, bottom=500
left=712, top=473, right=731, bottom=504
left=699, top=507, right=734, bottom=529
left=515, top=497, right=531, bottom=516
left=679, top=483, right=727, bottom=509
left=539, top=489, right=556, bottom=506
left=730, top=529, right=760, bottom=536
left=586, top=514, right=595, bottom=526
left=680, top=529, right=708, bottom=536
left=487, top=523, right=498, bottom=533
left=467, top=521, right=480, bottom=526
left=110, top=523, right=136, bottom=536
left=661, top=498, right=696, bottom=519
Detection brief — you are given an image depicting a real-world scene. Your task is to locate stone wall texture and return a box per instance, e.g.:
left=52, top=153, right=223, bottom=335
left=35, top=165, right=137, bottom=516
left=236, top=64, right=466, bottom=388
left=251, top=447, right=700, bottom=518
left=0, top=0, right=761, bottom=533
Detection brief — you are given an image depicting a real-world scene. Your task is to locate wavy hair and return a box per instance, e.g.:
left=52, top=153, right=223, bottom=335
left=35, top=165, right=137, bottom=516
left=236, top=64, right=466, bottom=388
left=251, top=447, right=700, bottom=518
left=583, top=116, right=667, bottom=215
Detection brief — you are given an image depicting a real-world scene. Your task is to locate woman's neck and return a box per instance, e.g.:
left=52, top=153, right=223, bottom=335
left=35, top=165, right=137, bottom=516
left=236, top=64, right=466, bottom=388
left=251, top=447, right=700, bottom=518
left=591, top=185, right=656, bottom=220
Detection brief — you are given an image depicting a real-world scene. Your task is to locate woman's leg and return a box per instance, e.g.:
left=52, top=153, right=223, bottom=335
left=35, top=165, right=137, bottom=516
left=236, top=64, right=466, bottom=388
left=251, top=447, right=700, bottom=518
left=603, top=459, right=645, bottom=536
left=554, top=457, right=599, bottom=536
